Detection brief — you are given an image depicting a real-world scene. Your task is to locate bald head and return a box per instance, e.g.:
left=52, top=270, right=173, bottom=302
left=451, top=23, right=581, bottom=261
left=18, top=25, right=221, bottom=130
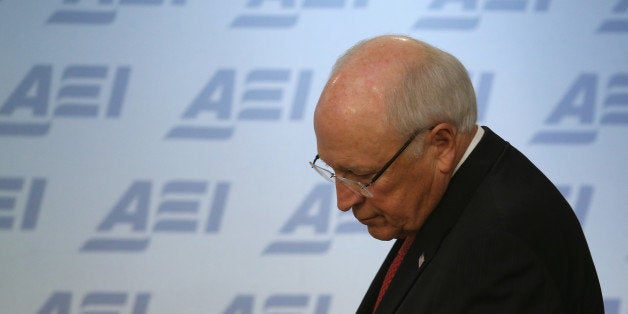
left=315, top=35, right=476, bottom=150
left=314, top=36, right=426, bottom=151
left=330, top=35, right=427, bottom=80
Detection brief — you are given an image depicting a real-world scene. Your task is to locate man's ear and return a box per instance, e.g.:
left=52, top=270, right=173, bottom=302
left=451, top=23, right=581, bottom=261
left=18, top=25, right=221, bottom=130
left=430, top=123, right=457, bottom=174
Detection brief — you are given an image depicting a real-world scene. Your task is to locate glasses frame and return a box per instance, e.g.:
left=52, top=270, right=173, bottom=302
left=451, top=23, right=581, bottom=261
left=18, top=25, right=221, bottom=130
left=310, top=125, right=434, bottom=198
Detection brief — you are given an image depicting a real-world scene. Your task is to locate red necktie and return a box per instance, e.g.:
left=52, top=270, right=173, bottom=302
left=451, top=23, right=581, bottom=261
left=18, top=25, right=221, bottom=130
left=373, top=235, right=416, bottom=313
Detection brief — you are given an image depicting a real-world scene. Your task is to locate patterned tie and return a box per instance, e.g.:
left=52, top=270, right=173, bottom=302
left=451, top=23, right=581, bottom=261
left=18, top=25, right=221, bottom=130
left=373, top=235, right=416, bottom=313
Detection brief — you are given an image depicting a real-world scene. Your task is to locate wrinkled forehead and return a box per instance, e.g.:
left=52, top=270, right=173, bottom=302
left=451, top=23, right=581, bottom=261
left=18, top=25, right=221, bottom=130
left=314, top=90, right=399, bottom=169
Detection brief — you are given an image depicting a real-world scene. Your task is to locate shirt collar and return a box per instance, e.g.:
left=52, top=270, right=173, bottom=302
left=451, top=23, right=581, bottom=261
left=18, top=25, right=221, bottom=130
left=453, top=125, right=484, bottom=175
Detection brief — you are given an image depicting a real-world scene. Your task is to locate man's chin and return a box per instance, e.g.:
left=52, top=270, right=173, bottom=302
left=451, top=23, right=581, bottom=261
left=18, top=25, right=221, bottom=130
left=366, top=225, right=398, bottom=241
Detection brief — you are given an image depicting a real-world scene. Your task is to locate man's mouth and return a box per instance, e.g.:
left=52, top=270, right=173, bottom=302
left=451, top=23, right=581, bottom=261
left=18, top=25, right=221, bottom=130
left=357, top=215, right=379, bottom=225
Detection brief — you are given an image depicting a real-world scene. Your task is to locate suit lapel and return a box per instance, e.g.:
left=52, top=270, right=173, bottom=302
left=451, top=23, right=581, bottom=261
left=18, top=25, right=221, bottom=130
left=369, top=127, right=510, bottom=313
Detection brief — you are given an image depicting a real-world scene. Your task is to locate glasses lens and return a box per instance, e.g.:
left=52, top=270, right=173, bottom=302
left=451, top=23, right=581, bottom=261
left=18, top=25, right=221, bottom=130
left=309, top=159, right=373, bottom=198
left=310, top=163, right=335, bottom=182
left=336, top=177, right=374, bottom=198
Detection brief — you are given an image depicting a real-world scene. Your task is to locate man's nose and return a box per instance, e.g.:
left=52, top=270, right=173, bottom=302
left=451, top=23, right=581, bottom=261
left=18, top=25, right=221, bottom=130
left=335, top=182, right=364, bottom=211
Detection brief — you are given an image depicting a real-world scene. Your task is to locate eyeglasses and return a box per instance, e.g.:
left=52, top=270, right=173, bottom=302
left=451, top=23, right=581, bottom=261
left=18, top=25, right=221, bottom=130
left=309, top=126, right=433, bottom=198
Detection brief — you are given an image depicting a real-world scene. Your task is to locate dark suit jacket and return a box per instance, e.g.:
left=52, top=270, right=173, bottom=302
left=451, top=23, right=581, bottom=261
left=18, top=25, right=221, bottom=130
left=357, top=127, right=603, bottom=314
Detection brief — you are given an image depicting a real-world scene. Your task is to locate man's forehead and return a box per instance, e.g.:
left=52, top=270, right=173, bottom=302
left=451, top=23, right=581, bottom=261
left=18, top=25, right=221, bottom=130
left=314, top=104, right=388, bottom=148
left=315, top=118, right=400, bottom=173
left=317, top=147, right=382, bottom=174
left=314, top=82, right=395, bottom=166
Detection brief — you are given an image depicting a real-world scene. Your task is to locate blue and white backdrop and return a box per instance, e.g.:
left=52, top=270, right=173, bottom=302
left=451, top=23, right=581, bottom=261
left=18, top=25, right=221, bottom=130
left=1, top=1, right=627, bottom=313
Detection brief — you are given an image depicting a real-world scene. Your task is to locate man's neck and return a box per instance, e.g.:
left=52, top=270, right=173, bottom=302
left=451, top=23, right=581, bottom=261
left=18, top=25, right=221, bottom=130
left=452, top=125, right=482, bottom=175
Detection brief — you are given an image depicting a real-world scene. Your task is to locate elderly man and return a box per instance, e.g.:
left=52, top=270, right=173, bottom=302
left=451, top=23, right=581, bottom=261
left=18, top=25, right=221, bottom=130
left=311, top=35, right=603, bottom=313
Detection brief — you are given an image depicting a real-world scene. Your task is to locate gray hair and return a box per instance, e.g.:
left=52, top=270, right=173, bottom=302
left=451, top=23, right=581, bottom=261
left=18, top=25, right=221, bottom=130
left=333, top=36, right=477, bottom=143
left=389, top=39, right=477, bottom=138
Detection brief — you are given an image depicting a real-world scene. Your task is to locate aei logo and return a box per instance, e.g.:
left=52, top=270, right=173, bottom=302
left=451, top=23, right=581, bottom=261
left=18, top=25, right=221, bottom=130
left=231, top=0, right=369, bottom=28
left=597, top=0, right=628, bottom=33
left=80, top=180, right=229, bottom=252
left=47, top=0, right=185, bottom=25
left=165, top=68, right=312, bottom=140
left=263, top=184, right=364, bottom=255
left=223, top=293, right=331, bottom=314
left=165, top=69, right=491, bottom=141
left=0, top=64, right=130, bottom=137
left=38, top=291, right=150, bottom=314
left=413, top=0, right=551, bottom=31
left=530, top=72, right=628, bottom=144
left=0, top=177, right=46, bottom=231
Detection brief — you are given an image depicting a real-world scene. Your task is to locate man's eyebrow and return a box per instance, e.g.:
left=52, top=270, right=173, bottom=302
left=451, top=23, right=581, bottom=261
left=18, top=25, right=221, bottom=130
left=320, top=157, right=371, bottom=175
left=339, top=164, right=377, bottom=177
left=318, top=155, right=378, bottom=176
